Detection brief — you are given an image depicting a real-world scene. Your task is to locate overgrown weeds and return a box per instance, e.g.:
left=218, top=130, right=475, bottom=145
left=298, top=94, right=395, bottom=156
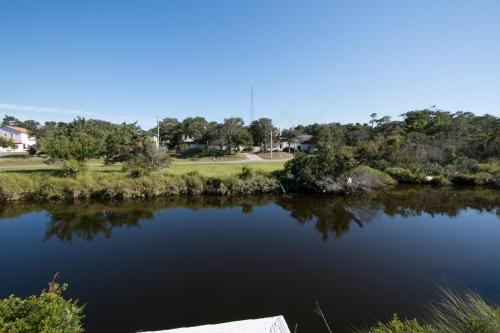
left=0, top=168, right=280, bottom=201
left=360, top=288, right=500, bottom=333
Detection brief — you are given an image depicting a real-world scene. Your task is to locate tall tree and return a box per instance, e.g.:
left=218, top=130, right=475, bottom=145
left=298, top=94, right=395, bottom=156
left=222, top=117, right=252, bottom=152
left=182, top=117, right=208, bottom=143
left=281, top=128, right=297, bottom=153
left=249, top=118, right=278, bottom=150
left=158, top=118, right=182, bottom=149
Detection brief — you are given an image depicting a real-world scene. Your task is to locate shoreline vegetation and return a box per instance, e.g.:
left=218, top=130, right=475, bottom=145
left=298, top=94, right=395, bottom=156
left=0, top=162, right=498, bottom=202
left=2, top=280, right=499, bottom=333
left=1, top=109, right=498, bottom=201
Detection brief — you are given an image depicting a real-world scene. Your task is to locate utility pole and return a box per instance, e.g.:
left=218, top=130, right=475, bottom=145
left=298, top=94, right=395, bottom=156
left=156, top=115, right=160, bottom=150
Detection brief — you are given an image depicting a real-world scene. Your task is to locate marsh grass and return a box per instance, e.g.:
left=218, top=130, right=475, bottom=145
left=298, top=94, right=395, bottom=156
left=0, top=168, right=280, bottom=201
left=360, top=288, right=500, bottom=333
left=428, top=287, right=500, bottom=333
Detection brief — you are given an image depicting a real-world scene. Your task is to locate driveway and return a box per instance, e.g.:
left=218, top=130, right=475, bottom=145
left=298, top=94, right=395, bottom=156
left=243, top=153, right=264, bottom=161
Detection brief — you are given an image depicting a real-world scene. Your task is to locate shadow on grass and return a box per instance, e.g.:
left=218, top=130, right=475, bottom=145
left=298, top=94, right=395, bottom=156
left=0, top=168, right=122, bottom=176
left=0, top=169, right=61, bottom=176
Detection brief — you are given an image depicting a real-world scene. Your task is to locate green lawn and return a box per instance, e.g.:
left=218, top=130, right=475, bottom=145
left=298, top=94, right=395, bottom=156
left=172, top=153, right=246, bottom=164
left=0, top=158, right=286, bottom=177
left=167, top=161, right=285, bottom=177
left=256, top=152, right=294, bottom=160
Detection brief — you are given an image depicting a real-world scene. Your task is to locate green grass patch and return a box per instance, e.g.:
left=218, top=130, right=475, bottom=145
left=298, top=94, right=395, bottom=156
left=172, top=153, right=247, bottom=163
left=256, top=152, right=294, bottom=160
left=0, top=162, right=285, bottom=201
left=168, top=161, right=285, bottom=177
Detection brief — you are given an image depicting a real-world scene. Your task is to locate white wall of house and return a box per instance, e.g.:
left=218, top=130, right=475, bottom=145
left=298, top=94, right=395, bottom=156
left=295, top=143, right=317, bottom=152
left=0, top=126, right=36, bottom=153
left=270, top=141, right=318, bottom=152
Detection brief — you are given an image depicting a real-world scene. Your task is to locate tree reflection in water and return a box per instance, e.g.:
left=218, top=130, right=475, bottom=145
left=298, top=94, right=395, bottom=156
left=0, top=186, right=498, bottom=242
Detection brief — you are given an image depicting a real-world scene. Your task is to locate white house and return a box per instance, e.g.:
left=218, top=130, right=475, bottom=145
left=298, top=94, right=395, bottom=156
left=0, top=126, right=37, bottom=153
left=279, top=134, right=318, bottom=153
left=293, top=134, right=317, bottom=152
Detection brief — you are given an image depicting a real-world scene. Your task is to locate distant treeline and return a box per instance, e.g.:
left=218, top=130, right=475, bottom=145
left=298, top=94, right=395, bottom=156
left=3, top=109, right=498, bottom=164
left=2, top=109, right=499, bottom=189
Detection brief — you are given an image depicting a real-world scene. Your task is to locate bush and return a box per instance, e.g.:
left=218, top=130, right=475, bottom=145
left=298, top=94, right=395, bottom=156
left=451, top=173, right=479, bottom=185
left=0, top=279, right=84, bottom=333
left=453, top=157, right=479, bottom=173
left=351, top=166, right=395, bottom=188
left=60, top=159, right=88, bottom=177
left=281, top=151, right=354, bottom=191
left=386, top=167, right=423, bottom=184
left=183, top=171, right=205, bottom=194
left=363, top=314, right=430, bottom=333
left=239, top=166, right=254, bottom=179
left=128, top=166, right=148, bottom=178
left=448, top=172, right=497, bottom=186
left=315, top=166, right=395, bottom=194
left=478, top=161, right=500, bottom=176
left=123, top=148, right=171, bottom=176
left=177, top=147, right=226, bottom=159
left=27, top=145, right=37, bottom=155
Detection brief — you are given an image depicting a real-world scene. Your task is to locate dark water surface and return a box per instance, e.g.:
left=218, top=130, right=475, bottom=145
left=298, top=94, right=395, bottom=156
left=1, top=186, right=499, bottom=333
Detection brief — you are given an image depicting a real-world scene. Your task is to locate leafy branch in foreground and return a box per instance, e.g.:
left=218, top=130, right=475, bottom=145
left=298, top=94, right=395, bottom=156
left=0, top=275, right=84, bottom=333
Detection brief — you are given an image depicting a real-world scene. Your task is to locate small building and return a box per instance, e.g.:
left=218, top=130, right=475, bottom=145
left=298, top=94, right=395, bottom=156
left=293, top=134, right=317, bottom=153
left=279, top=134, right=318, bottom=153
left=0, top=126, right=36, bottom=153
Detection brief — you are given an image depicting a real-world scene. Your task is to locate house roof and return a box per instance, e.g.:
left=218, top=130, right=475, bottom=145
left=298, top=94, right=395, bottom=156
left=295, top=134, right=314, bottom=144
left=3, top=125, right=29, bottom=134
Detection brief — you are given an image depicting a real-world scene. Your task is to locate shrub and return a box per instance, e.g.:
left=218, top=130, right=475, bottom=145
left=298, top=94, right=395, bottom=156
left=123, top=148, right=171, bottom=176
left=239, top=166, right=254, bottom=179
left=351, top=166, right=395, bottom=187
left=451, top=173, right=478, bottom=185
left=60, top=159, right=88, bottom=177
left=454, top=157, right=479, bottom=173
left=0, top=279, right=84, bottom=333
left=177, top=147, right=226, bottom=159
left=129, top=166, right=148, bottom=178
left=183, top=171, right=205, bottom=194
left=478, top=161, right=500, bottom=176
left=315, top=166, right=395, bottom=194
left=386, top=167, right=422, bottom=184
left=363, top=314, right=431, bottom=333
left=27, top=145, right=37, bottom=155
left=281, top=151, right=354, bottom=191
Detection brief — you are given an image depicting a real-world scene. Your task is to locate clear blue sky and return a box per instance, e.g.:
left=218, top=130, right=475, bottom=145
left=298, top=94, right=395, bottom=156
left=1, top=0, right=499, bottom=129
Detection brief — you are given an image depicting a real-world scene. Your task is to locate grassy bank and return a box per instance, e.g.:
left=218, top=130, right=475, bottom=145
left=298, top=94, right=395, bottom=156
left=0, top=153, right=498, bottom=202
left=0, top=167, right=281, bottom=201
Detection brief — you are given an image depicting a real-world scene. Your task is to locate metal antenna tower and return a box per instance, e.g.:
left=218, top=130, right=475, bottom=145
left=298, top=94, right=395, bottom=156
left=250, top=85, right=254, bottom=123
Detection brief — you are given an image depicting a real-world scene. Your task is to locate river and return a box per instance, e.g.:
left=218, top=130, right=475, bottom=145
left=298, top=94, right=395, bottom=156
left=0, top=186, right=499, bottom=332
